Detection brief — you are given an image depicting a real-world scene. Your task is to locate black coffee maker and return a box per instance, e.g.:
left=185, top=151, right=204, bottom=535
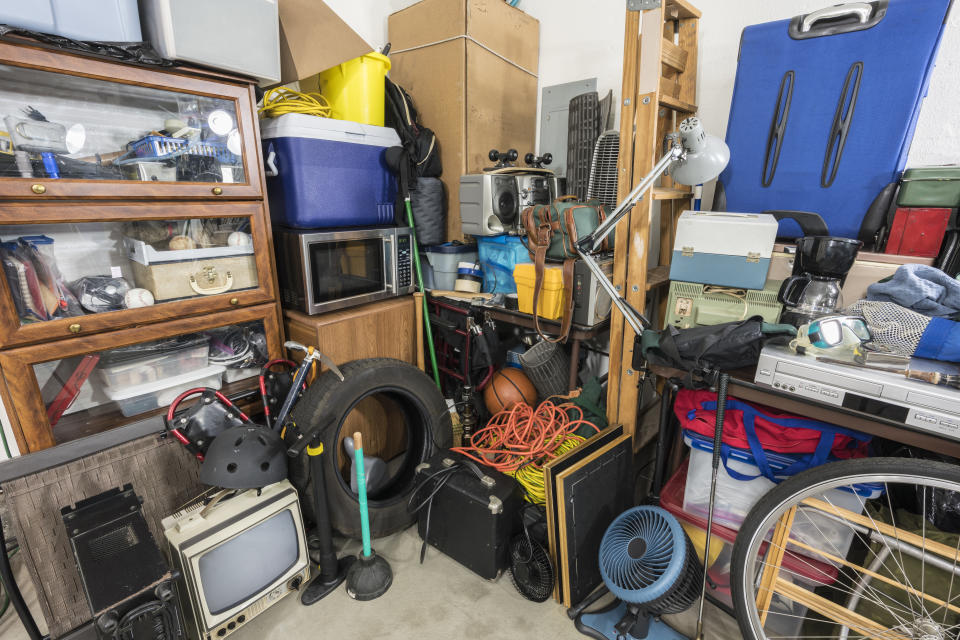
left=778, top=236, right=862, bottom=326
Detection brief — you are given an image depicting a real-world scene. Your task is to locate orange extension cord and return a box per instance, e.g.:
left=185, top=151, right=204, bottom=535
left=452, top=400, right=600, bottom=503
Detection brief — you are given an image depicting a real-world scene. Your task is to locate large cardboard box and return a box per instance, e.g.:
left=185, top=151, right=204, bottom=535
left=278, top=0, right=372, bottom=84
left=389, top=0, right=539, bottom=242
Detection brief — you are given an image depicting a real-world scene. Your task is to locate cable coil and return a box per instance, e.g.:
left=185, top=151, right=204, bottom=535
left=452, top=400, right=599, bottom=504
left=259, top=87, right=333, bottom=119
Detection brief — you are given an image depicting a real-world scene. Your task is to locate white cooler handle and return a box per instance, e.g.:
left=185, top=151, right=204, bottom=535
left=265, top=148, right=279, bottom=177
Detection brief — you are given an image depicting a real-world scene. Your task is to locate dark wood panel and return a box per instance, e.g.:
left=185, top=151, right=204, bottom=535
left=0, top=202, right=277, bottom=348
left=0, top=303, right=282, bottom=453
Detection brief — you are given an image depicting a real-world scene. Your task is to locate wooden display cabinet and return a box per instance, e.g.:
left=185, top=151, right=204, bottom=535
left=0, top=41, right=282, bottom=455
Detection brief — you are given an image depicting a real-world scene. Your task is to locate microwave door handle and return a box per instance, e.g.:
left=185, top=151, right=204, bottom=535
left=383, top=235, right=394, bottom=291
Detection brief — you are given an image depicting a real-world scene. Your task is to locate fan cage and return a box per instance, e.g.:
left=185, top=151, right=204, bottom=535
left=587, top=131, right=620, bottom=210
left=509, top=535, right=554, bottom=603
left=599, top=506, right=703, bottom=614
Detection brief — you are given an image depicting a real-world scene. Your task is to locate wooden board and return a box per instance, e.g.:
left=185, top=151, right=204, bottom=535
left=556, top=433, right=634, bottom=607
left=543, top=423, right=624, bottom=602
left=1, top=433, right=204, bottom=638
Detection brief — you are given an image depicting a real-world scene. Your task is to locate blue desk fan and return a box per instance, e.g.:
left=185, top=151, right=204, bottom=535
left=575, top=506, right=703, bottom=640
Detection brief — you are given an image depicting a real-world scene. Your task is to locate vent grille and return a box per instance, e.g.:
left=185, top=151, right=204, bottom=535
left=87, top=524, right=139, bottom=562
left=587, top=131, right=620, bottom=210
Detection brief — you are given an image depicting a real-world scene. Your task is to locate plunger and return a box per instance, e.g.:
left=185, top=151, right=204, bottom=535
left=345, top=432, right=393, bottom=600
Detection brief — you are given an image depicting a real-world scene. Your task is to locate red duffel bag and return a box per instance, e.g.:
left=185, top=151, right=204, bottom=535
left=674, top=389, right=870, bottom=481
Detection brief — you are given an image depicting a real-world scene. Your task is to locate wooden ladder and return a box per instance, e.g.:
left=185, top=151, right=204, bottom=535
left=607, top=0, right=701, bottom=442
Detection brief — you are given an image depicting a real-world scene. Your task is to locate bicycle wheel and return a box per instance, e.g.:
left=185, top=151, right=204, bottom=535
left=731, top=457, right=960, bottom=640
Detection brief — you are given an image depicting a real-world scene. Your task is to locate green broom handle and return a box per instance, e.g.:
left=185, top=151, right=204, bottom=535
left=354, top=432, right=372, bottom=558
left=404, top=196, right=441, bottom=388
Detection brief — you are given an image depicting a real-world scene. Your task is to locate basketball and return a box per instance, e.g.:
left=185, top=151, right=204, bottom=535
left=484, top=367, right=538, bottom=414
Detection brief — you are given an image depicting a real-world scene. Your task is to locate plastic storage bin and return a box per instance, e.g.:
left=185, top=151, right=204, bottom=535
left=96, top=335, right=210, bottom=389
left=662, top=460, right=838, bottom=635
left=0, top=0, right=141, bottom=41
left=260, top=113, right=400, bottom=229
left=102, top=364, right=225, bottom=417
left=423, top=243, right=478, bottom=291
left=301, top=52, right=391, bottom=126
left=682, top=430, right=882, bottom=560
left=477, top=235, right=531, bottom=294
left=140, top=0, right=280, bottom=84
left=514, top=263, right=564, bottom=319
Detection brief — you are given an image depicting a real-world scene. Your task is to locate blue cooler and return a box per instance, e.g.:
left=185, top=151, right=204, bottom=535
left=260, top=114, right=400, bottom=229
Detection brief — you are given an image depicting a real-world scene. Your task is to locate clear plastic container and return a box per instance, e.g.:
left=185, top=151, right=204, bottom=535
left=682, top=430, right=882, bottom=560
left=101, top=364, right=225, bottom=417
left=96, top=335, right=210, bottom=389
left=663, top=460, right=838, bottom=636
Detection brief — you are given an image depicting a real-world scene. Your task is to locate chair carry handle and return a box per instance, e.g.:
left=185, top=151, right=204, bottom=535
left=801, top=3, right=872, bottom=32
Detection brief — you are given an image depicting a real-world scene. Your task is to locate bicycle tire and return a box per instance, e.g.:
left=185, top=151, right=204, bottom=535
left=731, top=457, right=960, bottom=640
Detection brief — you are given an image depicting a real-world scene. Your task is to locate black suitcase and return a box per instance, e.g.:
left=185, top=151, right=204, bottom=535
left=414, top=450, right=523, bottom=580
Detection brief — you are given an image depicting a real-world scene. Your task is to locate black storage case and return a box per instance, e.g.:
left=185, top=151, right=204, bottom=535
left=415, top=451, right=523, bottom=580
left=61, top=484, right=182, bottom=639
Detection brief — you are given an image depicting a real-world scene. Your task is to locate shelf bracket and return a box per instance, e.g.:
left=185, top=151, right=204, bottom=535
left=627, top=0, right=660, bottom=11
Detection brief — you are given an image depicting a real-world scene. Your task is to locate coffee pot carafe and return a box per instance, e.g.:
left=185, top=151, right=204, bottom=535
left=778, top=236, right=862, bottom=326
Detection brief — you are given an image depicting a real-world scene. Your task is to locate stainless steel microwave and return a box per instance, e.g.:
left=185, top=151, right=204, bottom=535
left=274, top=226, right=414, bottom=315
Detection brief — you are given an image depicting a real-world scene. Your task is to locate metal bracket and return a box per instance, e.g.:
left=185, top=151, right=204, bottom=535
left=627, top=0, right=661, bottom=10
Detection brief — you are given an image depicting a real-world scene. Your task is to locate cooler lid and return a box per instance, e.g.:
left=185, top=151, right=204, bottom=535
left=902, top=166, right=960, bottom=182
left=259, top=113, right=400, bottom=148
left=673, top=211, right=778, bottom=260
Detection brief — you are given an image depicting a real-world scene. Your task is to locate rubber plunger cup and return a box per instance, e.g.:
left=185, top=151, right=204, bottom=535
left=345, top=432, right=393, bottom=601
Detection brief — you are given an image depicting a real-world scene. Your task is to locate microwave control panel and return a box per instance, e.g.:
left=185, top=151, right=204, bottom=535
left=398, top=235, right=412, bottom=288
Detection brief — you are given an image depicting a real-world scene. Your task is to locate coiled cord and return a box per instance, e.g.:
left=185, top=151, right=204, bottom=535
left=452, top=400, right=599, bottom=504
left=259, top=87, right=333, bottom=119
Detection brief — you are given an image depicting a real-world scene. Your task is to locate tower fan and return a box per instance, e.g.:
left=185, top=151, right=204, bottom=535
left=575, top=506, right=702, bottom=640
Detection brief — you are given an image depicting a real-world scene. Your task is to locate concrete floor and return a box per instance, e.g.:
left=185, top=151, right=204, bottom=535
left=0, top=525, right=741, bottom=640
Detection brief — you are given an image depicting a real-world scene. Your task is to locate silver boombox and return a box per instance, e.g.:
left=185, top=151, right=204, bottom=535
left=459, top=170, right=560, bottom=236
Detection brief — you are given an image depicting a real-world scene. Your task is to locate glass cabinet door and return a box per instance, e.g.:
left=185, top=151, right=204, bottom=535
left=0, top=203, right=276, bottom=348
left=0, top=305, right=281, bottom=453
left=0, top=43, right=261, bottom=198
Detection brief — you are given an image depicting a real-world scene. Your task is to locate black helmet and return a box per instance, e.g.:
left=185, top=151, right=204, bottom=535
left=200, top=425, right=288, bottom=489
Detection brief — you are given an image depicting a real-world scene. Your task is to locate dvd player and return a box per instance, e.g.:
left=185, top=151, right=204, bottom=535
left=755, top=345, right=960, bottom=440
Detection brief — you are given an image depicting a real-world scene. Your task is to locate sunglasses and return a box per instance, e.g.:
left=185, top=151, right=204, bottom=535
left=807, top=316, right=872, bottom=349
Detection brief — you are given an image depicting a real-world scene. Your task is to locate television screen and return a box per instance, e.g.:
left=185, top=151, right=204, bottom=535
left=198, top=509, right=299, bottom=614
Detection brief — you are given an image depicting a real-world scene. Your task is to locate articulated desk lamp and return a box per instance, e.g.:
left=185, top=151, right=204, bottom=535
left=574, top=116, right=730, bottom=336
left=572, top=116, right=730, bottom=640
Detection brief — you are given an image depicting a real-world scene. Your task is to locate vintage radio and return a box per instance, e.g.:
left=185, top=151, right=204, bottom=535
left=664, top=279, right=783, bottom=329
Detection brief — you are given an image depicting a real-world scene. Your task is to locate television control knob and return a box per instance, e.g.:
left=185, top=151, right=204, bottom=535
left=217, top=629, right=227, bottom=637
left=237, top=615, right=246, bottom=624
left=228, top=622, right=236, bottom=630
left=289, top=575, right=304, bottom=590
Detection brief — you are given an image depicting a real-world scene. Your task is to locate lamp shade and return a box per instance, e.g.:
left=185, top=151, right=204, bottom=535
left=669, top=117, right=730, bottom=186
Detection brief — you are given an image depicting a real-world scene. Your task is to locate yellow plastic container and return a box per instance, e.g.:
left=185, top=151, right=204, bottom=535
left=514, top=263, right=565, bottom=320
left=302, top=52, right=391, bottom=126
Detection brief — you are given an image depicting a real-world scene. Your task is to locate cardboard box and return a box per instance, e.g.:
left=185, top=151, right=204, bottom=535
left=278, top=0, right=372, bottom=84
left=389, top=0, right=539, bottom=241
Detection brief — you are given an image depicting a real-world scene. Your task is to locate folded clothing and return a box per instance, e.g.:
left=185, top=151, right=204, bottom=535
left=867, top=263, right=960, bottom=318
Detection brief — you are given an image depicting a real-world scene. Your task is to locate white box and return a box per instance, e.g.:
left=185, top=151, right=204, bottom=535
left=0, top=0, right=141, bottom=42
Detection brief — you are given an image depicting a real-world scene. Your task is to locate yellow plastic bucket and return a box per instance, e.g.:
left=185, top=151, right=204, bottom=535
left=514, top=263, right=565, bottom=320
left=305, top=52, right=391, bottom=126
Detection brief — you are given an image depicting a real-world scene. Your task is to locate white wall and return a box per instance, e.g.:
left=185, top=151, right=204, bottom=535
left=328, top=0, right=960, bottom=181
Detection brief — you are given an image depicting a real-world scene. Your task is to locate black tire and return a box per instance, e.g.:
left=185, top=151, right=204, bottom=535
left=730, top=457, right=960, bottom=640
left=288, top=358, right=451, bottom=539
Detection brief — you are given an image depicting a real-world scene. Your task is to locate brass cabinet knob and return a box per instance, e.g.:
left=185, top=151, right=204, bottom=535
left=31, top=184, right=46, bottom=194
left=212, top=187, right=223, bottom=195
left=229, top=297, right=239, bottom=305
left=68, top=323, right=81, bottom=334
